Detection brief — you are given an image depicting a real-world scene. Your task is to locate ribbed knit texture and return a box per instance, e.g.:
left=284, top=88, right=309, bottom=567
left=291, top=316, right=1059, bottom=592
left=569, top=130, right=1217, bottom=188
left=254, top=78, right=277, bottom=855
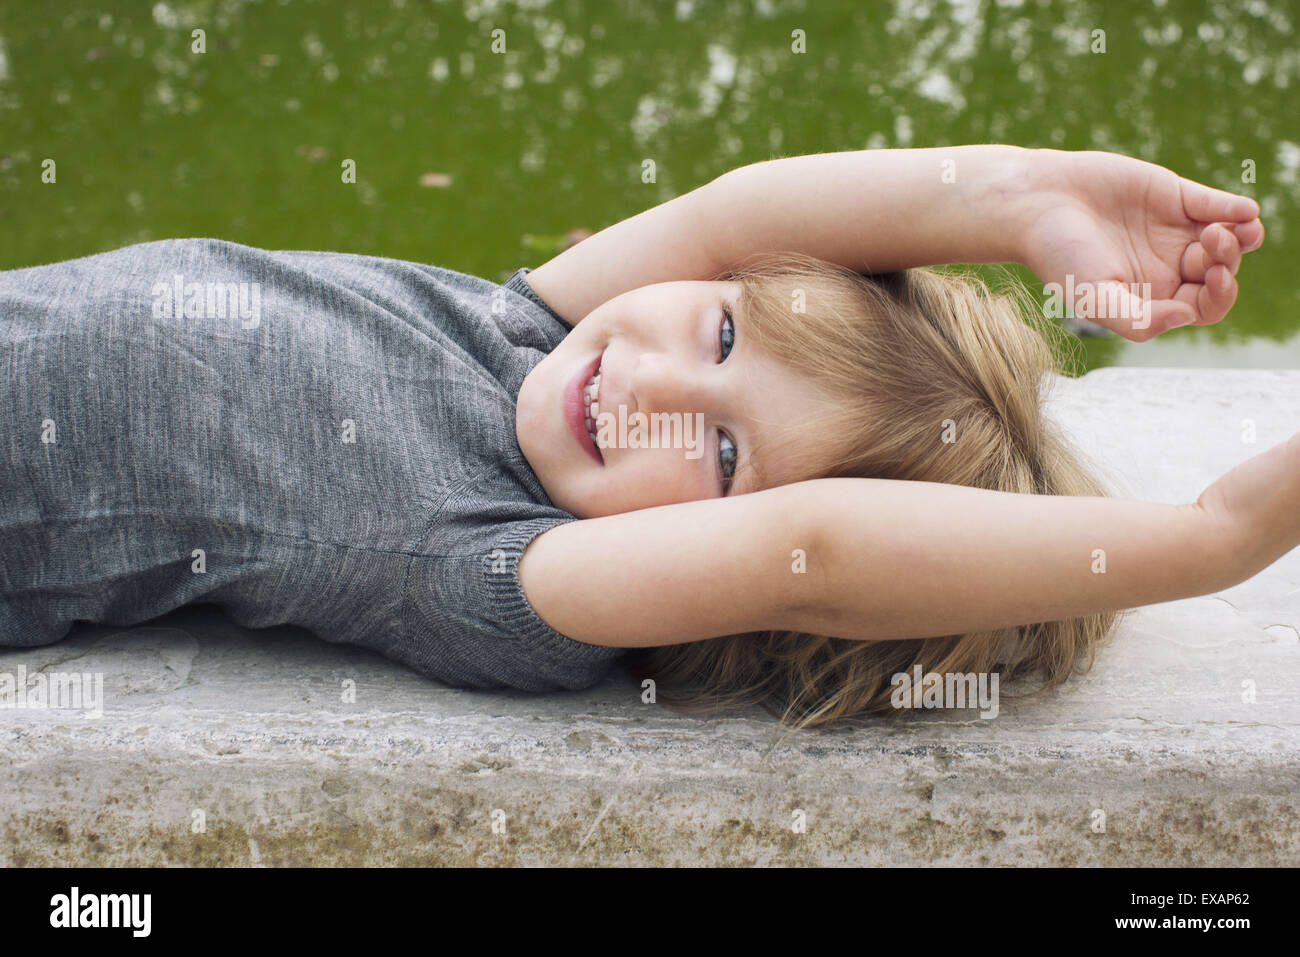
left=0, top=240, right=626, bottom=691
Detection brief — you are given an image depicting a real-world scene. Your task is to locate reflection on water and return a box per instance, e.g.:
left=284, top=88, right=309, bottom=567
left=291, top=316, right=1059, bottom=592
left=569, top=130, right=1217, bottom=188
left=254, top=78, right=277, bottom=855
left=0, top=0, right=1296, bottom=368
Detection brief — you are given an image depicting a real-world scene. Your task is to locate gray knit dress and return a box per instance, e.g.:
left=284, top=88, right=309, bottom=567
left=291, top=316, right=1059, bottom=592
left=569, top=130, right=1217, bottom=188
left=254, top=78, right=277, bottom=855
left=0, top=238, right=626, bottom=691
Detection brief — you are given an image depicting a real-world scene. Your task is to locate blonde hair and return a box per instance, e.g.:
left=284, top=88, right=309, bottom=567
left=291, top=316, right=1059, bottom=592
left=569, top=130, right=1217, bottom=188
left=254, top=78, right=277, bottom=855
left=620, top=251, right=1123, bottom=741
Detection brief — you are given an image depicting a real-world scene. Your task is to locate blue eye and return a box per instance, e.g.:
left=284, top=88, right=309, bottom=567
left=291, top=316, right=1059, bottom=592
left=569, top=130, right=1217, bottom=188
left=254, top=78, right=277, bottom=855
left=718, top=305, right=735, bottom=361
left=718, top=431, right=737, bottom=493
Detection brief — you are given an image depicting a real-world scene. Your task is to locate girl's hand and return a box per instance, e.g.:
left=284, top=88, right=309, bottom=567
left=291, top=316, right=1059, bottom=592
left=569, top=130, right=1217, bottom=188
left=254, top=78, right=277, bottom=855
left=1194, top=430, right=1300, bottom=588
left=1021, top=149, right=1264, bottom=342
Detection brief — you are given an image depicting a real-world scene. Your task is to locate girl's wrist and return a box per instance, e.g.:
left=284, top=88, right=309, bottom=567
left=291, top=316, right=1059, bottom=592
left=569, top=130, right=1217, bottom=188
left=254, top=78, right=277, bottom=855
left=995, top=145, right=1067, bottom=267
left=952, top=144, right=1052, bottom=267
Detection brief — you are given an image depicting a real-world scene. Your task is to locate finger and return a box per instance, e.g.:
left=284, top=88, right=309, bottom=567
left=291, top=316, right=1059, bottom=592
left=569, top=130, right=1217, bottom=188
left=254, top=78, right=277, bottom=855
left=1180, top=241, right=1212, bottom=282
left=1109, top=299, right=1196, bottom=342
left=1194, top=264, right=1238, bottom=326
left=1149, top=300, right=1199, bottom=340
left=1198, top=222, right=1242, bottom=275
left=1233, top=217, right=1265, bottom=253
left=1180, top=177, right=1260, bottom=223
left=1086, top=281, right=1192, bottom=342
left=1181, top=225, right=1245, bottom=282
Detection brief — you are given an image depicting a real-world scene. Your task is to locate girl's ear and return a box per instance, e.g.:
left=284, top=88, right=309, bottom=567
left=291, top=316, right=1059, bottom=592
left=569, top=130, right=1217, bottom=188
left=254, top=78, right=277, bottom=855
left=518, top=483, right=819, bottom=648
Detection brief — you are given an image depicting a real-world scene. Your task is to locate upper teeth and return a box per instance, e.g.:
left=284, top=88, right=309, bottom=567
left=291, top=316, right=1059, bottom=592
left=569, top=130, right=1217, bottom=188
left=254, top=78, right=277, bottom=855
left=583, top=371, right=601, bottom=446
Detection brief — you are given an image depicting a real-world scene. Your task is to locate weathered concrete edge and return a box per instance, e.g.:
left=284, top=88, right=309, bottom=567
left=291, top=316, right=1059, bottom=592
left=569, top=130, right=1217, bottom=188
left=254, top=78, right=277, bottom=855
left=6, top=740, right=1298, bottom=866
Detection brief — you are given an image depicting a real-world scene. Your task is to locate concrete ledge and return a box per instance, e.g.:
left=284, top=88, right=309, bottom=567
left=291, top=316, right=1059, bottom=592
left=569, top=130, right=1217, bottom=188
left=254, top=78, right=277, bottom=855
left=3, top=368, right=1298, bottom=866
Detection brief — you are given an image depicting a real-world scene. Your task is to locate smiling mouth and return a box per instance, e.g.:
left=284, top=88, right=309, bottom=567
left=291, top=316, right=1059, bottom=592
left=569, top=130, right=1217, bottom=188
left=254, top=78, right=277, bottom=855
left=582, top=364, right=602, bottom=449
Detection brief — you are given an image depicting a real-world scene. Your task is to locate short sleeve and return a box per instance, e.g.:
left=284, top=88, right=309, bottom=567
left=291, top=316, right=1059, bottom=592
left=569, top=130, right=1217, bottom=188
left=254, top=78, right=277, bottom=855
left=502, top=267, right=574, bottom=331
left=403, top=514, right=627, bottom=693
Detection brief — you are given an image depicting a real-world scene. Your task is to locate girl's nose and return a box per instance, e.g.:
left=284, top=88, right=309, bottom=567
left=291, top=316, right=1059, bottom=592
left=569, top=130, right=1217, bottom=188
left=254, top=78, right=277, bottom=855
left=630, top=353, right=709, bottom=416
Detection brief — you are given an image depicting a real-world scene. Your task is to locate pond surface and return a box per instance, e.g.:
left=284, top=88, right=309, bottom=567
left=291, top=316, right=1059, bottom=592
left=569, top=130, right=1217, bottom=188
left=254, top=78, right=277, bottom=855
left=1, top=0, right=1296, bottom=370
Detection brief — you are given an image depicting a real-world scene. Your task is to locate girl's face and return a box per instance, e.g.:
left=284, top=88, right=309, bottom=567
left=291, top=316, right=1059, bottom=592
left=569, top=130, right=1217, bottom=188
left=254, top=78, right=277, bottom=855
left=517, top=280, right=835, bottom=519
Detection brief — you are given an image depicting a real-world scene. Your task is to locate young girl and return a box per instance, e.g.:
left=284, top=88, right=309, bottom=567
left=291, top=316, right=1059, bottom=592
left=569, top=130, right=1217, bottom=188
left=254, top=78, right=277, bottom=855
left=1, top=145, right=1291, bottom=735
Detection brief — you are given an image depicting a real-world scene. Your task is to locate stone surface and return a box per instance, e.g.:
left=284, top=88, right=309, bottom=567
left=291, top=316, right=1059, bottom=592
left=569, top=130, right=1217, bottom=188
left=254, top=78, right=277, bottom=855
left=2, top=368, right=1298, bottom=866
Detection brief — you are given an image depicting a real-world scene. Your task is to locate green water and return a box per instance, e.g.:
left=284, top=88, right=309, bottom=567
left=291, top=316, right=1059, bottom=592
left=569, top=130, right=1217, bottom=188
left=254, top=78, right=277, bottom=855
left=1, top=0, right=1296, bottom=370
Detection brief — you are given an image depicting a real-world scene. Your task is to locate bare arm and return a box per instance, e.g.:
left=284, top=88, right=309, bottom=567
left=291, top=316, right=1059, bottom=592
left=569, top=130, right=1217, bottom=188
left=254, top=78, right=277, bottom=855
left=687, top=146, right=1262, bottom=337
left=522, top=145, right=1033, bottom=324
left=519, top=431, right=1299, bottom=648
left=793, top=480, right=1223, bottom=640
left=696, top=145, right=1038, bottom=274
left=525, top=145, right=1262, bottom=338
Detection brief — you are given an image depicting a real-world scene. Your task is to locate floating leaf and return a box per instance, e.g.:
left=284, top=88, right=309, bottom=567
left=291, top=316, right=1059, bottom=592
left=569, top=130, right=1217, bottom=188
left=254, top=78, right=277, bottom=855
left=563, top=227, right=593, bottom=248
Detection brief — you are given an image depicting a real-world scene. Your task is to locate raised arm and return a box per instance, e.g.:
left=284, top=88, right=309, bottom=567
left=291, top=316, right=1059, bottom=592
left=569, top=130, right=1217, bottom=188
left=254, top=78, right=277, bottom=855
left=524, top=145, right=1263, bottom=339
left=698, top=146, right=1263, bottom=338
left=519, top=431, right=1300, bottom=648
left=524, top=146, right=1034, bottom=324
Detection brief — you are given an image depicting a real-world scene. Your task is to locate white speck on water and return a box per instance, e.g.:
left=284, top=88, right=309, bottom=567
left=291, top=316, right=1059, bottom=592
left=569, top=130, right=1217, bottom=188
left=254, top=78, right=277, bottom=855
left=894, top=114, right=913, bottom=145
left=1277, top=141, right=1300, bottom=185
left=151, top=4, right=177, bottom=28
left=917, top=69, right=965, bottom=108
left=707, top=44, right=737, bottom=85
